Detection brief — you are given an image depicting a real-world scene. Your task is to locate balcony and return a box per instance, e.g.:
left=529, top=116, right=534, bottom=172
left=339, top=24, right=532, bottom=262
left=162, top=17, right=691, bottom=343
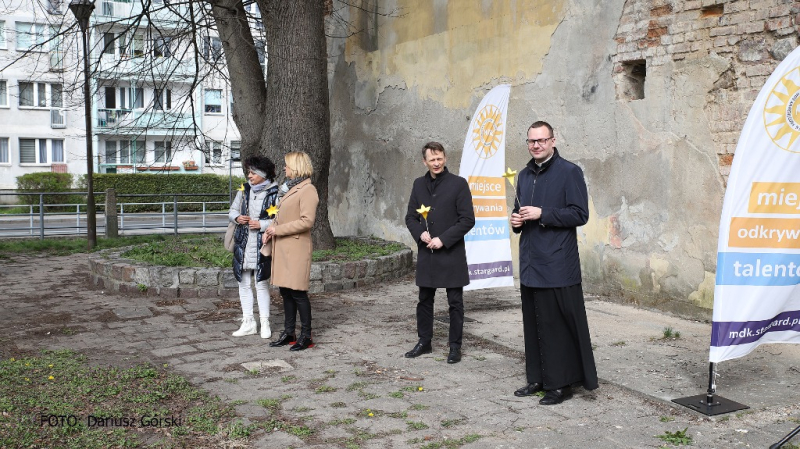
left=96, top=54, right=195, bottom=80
left=51, top=109, right=67, bottom=129
left=97, top=108, right=197, bottom=132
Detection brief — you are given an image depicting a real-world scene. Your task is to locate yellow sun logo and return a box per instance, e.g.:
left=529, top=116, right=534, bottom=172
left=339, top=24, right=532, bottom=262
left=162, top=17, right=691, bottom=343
left=471, top=104, right=504, bottom=159
left=763, top=66, right=800, bottom=153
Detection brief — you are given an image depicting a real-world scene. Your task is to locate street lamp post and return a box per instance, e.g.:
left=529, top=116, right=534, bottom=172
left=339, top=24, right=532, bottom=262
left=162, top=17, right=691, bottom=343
left=69, top=0, right=97, bottom=250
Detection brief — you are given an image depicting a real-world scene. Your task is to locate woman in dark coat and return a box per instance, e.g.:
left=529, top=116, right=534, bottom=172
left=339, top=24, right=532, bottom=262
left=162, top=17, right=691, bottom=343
left=228, top=155, right=279, bottom=338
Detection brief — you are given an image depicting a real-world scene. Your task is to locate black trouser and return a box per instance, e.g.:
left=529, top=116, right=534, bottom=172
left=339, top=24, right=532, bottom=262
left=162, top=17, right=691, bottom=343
left=416, top=286, right=464, bottom=349
left=279, top=287, right=312, bottom=338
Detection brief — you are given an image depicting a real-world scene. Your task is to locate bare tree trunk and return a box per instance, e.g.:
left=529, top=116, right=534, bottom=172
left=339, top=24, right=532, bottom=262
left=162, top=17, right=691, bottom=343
left=209, top=0, right=266, bottom=164
left=261, top=0, right=335, bottom=250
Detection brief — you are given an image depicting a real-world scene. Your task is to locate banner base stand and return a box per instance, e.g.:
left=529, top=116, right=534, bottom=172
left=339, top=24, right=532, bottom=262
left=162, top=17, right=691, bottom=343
left=672, top=394, right=749, bottom=416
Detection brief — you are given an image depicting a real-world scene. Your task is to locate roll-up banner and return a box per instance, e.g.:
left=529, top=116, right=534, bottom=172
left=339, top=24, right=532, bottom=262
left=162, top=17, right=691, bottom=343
left=458, top=85, right=515, bottom=291
left=710, top=47, right=800, bottom=363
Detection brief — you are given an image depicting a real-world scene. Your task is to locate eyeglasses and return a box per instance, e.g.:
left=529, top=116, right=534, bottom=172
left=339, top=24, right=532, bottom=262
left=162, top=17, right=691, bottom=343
left=526, top=137, right=553, bottom=146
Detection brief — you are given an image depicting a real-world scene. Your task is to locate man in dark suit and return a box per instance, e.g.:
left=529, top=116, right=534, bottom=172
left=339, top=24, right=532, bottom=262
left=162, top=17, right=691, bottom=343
left=510, top=121, right=598, bottom=405
left=404, top=142, right=475, bottom=364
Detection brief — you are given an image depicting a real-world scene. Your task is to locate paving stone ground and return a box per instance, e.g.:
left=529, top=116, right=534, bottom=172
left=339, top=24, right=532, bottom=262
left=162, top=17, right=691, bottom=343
left=2, top=253, right=800, bottom=448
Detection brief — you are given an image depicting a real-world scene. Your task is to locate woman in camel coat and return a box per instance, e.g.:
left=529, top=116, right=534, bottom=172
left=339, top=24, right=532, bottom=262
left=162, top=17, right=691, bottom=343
left=262, top=151, right=319, bottom=351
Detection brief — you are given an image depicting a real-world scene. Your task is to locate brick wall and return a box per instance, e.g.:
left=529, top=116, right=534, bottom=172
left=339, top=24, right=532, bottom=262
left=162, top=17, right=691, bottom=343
left=612, top=0, right=799, bottom=180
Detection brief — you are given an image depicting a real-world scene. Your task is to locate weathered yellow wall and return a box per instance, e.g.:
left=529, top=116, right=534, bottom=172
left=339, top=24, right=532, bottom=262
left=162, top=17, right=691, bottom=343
left=345, top=0, right=566, bottom=108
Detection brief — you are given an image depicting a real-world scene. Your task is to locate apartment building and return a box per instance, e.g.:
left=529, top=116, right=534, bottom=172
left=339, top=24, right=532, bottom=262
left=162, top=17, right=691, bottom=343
left=0, top=0, right=254, bottom=190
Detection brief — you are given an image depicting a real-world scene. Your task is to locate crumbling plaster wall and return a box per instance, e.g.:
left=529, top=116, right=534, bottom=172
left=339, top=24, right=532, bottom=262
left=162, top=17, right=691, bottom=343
left=325, top=0, right=799, bottom=319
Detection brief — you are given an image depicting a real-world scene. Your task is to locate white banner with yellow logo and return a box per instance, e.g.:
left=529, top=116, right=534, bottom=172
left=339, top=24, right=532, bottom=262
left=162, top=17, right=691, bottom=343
left=710, top=47, right=800, bottom=363
left=458, top=85, right=515, bottom=291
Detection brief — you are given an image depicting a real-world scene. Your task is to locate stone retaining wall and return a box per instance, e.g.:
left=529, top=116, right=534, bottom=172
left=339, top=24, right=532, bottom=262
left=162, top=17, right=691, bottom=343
left=88, top=240, right=413, bottom=297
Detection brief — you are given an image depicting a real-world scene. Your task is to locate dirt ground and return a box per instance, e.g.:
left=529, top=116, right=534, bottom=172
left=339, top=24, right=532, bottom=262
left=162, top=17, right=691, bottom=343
left=2, top=252, right=800, bottom=448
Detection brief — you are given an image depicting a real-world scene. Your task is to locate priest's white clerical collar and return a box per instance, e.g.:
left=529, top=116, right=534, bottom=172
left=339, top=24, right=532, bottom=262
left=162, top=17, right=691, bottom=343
left=536, top=154, right=554, bottom=167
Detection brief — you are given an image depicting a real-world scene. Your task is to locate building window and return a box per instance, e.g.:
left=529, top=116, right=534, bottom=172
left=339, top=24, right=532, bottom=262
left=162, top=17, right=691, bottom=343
left=0, top=138, right=8, bottom=164
left=0, top=80, right=7, bottom=107
left=19, top=82, right=33, bottom=106
left=154, top=88, right=171, bottom=111
left=19, top=138, right=43, bottom=164
left=38, top=138, right=48, bottom=163
left=19, top=139, right=62, bottom=164
left=103, top=32, right=115, bottom=55
left=51, top=139, right=63, bottom=163
left=16, top=22, right=46, bottom=51
left=0, top=21, right=6, bottom=49
left=256, top=39, right=266, bottom=77
left=129, top=86, right=144, bottom=109
left=154, top=141, right=172, bottom=163
left=230, top=140, right=241, bottom=162
left=119, top=141, right=130, bottom=163
left=133, top=140, right=145, bottom=164
left=49, top=25, right=63, bottom=70
left=130, top=33, right=144, bottom=57
left=51, top=84, right=62, bottom=107
left=202, top=36, right=222, bottom=63
left=153, top=36, right=171, bottom=58
left=204, top=89, right=222, bottom=113
left=205, top=141, right=222, bottom=165
left=18, top=82, right=61, bottom=108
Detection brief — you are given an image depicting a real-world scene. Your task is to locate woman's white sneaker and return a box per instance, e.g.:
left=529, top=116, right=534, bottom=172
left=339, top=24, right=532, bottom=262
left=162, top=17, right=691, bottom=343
left=232, top=317, right=257, bottom=337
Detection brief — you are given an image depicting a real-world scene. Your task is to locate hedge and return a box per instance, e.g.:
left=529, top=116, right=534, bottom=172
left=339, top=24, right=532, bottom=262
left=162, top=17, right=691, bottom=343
left=92, top=173, right=246, bottom=212
left=16, top=173, right=78, bottom=207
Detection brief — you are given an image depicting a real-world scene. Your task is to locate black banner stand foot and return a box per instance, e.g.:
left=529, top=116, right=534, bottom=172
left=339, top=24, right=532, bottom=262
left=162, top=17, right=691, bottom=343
left=770, top=424, right=800, bottom=449
left=672, top=362, right=749, bottom=416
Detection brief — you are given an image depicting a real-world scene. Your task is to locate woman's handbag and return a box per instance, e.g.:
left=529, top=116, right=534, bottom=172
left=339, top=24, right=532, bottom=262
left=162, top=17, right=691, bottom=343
left=224, top=222, right=237, bottom=252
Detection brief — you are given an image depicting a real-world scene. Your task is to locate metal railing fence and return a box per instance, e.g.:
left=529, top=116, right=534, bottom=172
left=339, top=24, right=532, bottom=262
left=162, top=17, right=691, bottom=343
left=0, top=191, right=231, bottom=239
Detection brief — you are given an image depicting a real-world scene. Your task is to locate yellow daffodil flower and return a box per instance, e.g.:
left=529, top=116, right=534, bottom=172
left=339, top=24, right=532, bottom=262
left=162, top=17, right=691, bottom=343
left=501, top=167, right=518, bottom=187
left=416, top=204, right=431, bottom=220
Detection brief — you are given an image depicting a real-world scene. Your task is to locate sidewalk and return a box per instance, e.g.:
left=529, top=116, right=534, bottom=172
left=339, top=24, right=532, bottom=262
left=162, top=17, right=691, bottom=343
left=2, top=253, right=799, bottom=448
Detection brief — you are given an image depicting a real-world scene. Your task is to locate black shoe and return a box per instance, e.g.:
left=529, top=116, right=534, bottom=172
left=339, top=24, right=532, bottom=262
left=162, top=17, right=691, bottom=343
left=514, top=383, right=543, bottom=397
left=404, top=342, right=432, bottom=358
left=446, top=347, right=461, bottom=364
left=289, top=336, right=313, bottom=351
left=539, top=387, right=572, bottom=405
left=269, top=331, right=296, bottom=347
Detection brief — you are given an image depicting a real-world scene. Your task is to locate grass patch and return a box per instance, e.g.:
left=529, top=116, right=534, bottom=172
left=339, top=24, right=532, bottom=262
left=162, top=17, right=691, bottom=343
left=122, top=235, right=232, bottom=268
left=611, top=341, right=627, bottom=347
left=315, top=385, right=337, bottom=394
left=406, top=420, right=429, bottom=431
left=660, top=416, right=675, bottom=422
left=330, top=402, right=347, bottom=408
left=346, top=381, right=369, bottom=392
left=441, top=418, right=464, bottom=428
left=256, top=398, right=284, bottom=410
left=0, top=235, right=406, bottom=268
left=0, top=350, right=238, bottom=448
left=0, top=234, right=177, bottom=257
left=358, top=391, right=379, bottom=400
left=330, top=417, right=357, bottom=426
left=410, top=404, right=429, bottom=410
left=661, top=327, right=681, bottom=339
left=389, top=391, right=404, bottom=399
left=656, top=427, right=692, bottom=446
left=281, top=375, right=296, bottom=383
left=419, top=433, right=482, bottom=449
left=312, top=238, right=405, bottom=262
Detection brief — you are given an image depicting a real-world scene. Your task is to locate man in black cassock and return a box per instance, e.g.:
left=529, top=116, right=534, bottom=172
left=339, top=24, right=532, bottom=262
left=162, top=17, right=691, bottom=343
left=404, top=141, right=475, bottom=364
left=510, top=121, right=598, bottom=405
